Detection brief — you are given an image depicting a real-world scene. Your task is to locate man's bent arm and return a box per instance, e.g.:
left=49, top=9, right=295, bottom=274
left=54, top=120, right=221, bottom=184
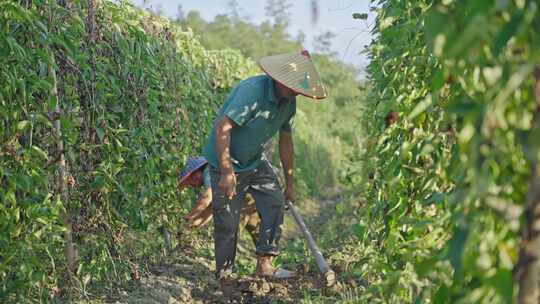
left=215, top=115, right=236, bottom=198
left=193, top=188, right=212, bottom=212
left=215, top=115, right=234, bottom=173
left=279, top=130, right=295, bottom=202
left=186, top=188, right=212, bottom=221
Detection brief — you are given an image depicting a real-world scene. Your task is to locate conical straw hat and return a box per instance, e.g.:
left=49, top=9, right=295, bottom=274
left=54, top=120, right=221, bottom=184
left=258, top=50, right=327, bottom=100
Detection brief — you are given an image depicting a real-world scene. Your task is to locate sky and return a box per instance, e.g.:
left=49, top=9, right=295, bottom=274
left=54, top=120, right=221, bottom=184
left=131, top=0, right=375, bottom=76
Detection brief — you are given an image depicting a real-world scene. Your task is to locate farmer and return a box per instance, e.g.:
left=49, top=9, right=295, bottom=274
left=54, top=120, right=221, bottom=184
left=202, top=50, right=327, bottom=289
left=178, top=156, right=260, bottom=246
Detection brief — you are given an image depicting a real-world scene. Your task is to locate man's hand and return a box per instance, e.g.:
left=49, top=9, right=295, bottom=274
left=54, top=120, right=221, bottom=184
left=284, top=183, right=295, bottom=203
left=219, top=170, right=237, bottom=199
left=188, top=206, right=213, bottom=228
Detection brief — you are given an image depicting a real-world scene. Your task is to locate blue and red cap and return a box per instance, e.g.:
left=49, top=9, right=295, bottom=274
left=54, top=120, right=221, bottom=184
left=178, top=156, right=208, bottom=186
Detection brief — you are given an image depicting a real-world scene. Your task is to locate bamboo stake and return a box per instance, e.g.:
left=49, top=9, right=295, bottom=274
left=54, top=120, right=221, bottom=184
left=49, top=49, right=77, bottom=276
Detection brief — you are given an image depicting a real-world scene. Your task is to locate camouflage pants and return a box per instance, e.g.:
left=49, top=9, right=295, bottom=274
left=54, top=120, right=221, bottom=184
left=239, top=194, right=259, bottom=247
left=210, top=160, right=285, bottom=279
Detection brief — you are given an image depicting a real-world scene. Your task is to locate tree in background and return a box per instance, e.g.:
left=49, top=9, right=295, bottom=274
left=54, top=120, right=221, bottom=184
left=175, top=4, right=185, bottom=21
left=176, top=0, right=301, bottom=60
left=265, top=0, right=291, bottom=27
left=313, top=31, right=338, bottom=57
left=227, top=0, right=241, bottom=22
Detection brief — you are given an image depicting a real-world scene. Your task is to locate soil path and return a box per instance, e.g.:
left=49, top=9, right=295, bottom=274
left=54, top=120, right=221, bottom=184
left=98, top=196, right=342, bottom=304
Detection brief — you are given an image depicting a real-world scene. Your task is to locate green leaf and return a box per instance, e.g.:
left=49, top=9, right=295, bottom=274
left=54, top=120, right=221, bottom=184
left=335, top=202, right=346, bottom=215
left=433, top=284, right=450, bottom=304
left=424, top=8, right=447, bottom=42
left=352, top=223, right=365, bottom=240
left=48, top=95, right=57, bottom=111
left=36, top=113, right=53, bottom=128
left=426, top=193, right=446, bottom=204
left=138, top=209, right=146, bottom=229
left=408, top=94, right=433, bottom=120
left=431, top=68, right=445, bottom=92
left=91, top=175, right=105, bottom=190
left=96, top=127, right=105, bottom=142
left=447, top=223, right=469, bottom=277
left=31, top=146, right=48, bottom=160
left=17, top=120, right=29, bottom=131
left=415, top=256, right=439, bottom=276
left=35, top=20, right=48, bottom=34
left=14, top=208, right=20, bottom=222
left=36, top=217, right=49, bottom=225
left=379, top=16, right=395, bottom=31
left=485, top=269, right=513, bottom=303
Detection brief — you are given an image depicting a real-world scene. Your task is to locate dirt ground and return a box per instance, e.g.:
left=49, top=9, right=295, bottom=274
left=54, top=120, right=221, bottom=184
left=109, top=260, right=326, bottom=303
left=85, top=197, right=342, bottom=304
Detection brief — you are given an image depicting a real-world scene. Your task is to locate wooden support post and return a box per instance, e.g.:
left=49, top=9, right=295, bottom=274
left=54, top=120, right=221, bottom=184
left=516, top=66, right=540, bottom=304
left=49, top=50, right=77, bottom=276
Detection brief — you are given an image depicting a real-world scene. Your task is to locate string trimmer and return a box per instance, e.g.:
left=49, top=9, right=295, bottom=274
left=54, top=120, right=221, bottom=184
left=286, top=200, right=336, bottom=287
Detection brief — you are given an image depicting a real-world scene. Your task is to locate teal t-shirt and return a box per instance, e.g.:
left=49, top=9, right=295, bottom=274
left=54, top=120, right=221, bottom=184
left=203, top=75, right=296, bottom=172
left=202, top=166, right=211, bottom=189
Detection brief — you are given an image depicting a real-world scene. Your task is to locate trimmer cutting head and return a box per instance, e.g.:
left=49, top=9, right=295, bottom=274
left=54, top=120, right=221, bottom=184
left=324, top=269, right=336, bottom=287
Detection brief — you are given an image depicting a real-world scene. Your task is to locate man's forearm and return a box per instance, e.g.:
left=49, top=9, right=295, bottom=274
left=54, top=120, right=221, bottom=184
left=195, top=189, right=212, bottom=210
left=186, top=188, right=212, bottom=220
left=279, top=131, right=294, bottom=187
left=215, top=115, right=234, bottom=174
